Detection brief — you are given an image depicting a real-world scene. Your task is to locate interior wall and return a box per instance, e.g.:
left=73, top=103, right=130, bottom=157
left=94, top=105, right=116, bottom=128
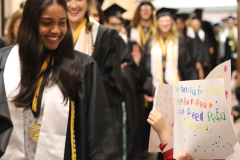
left=102, top=0, right=140, bottom=20
left=12, top=0, right=24, bottom=16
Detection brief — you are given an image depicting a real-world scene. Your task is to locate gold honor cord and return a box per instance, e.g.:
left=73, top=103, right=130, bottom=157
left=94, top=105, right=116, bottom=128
left=228, top=28, right=235, bottom=52
left=30, top=55, right=51, bottom=142
left=159, top=34, right=171, bottom=57
left=138, top=23, right=153, bottom=47
left=70, top=100, right=77, bottom=160
left=32, top=56, right=51, bottom=112
left=73, top=18, right=87, bottom=45
left=157, top=34, right=180, bottom=83
left=159, top=34, right=171, bottom=70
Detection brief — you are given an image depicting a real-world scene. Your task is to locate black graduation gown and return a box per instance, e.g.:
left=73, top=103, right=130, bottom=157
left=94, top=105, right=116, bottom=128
left=202, top=21, right=218, bottom=69
left=184, top=36, right=198, bottom=80
left=121, top=39, right=146, bottom=159
left=0, top=37, right=10, bottom=49
left=0, top=46, right=121, bottom=160
left=92, top=25, right=123, bottom=153
left=221, top=37, right=237, bottom=72
left=93, top=25, right=122, bottom=107
left=192, top=32, right=211, bottom=76
left=143, top=37, right=192, bottom=85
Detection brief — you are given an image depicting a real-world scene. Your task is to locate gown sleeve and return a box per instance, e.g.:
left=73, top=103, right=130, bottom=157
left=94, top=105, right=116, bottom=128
left=93, top=26, right=122, bottom=107
left=0, top=71, right=13, bottom=158
left=142, top=38, right=153, bottom=96
left=202, top=33, right=211, bottom=63
left=178, top=37, right=194, bottom=81
left=74, top=53, right=122, bottom=160
left=0, top=38, right=10, bottom=50
left=0, top=46, right=13, bottom=158
left=121, top=39, right=139, bottom=90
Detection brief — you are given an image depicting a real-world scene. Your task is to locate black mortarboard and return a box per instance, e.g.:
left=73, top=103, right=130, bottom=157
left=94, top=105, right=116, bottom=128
left=104, top=4, right=126, bottom=19
left=213, top=23, right=220, bottom=27
left=192, top=8, right=203, bottom=20
left=194, top=9, right=203, bottom=14
left=222, top=18, right=228, bottom=22
left=227, top=16, right=236, bottom=20
left=175, top=13, right=189, bottom=21
left=156, top=8, right=178, bottom=19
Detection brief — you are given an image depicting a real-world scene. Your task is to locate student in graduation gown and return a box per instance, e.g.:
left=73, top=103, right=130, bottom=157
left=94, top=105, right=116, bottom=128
left=130, top=1, right=157, bottom=155
left=144, top=7, right=192, bottom=87
left=0, top=0, right=121, bottom=159
left=143, top=8, right=192, bottom=160
left=104, top=3, right=144, bottom=159
left=175, top=14, right=204, bottom=80
left=189, top=15, right=211, bottom=78
left=66, top=0, right=123, bottom=152
left=193, top=9, right=218, bottom=69
left=219, top=16, right=238, bottom=72
left=187, top=9, right=212, bottom=77
left=130, top=0, right=155, bottom=50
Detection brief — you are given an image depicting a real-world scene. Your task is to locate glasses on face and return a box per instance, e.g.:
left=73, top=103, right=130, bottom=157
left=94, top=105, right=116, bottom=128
left=141, top=6, right=151, bottom=11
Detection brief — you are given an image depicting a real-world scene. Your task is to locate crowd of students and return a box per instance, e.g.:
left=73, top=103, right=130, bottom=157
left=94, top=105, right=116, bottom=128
left=0, top=0, right=238, bottom=160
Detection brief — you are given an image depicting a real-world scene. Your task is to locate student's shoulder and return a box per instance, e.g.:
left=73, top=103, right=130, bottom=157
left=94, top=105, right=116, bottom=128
left=74, top=50, right=96, bottom=69
left=0, top=45, right=14, bottom=68
left=97, top=24, right=118, bottom=37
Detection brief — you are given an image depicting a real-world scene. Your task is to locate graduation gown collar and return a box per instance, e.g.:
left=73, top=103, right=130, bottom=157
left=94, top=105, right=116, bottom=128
left=187, top=26, right=205, bottom=41
left=74, top=18, right=99, bottom=55
left=2, top=45, right=70, bottom=160
left=222, top=26, right=238, bottom=43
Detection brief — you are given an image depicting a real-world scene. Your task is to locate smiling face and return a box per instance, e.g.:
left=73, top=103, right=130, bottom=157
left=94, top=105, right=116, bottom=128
left=66, top=0, right=88, bottom=24
left=39, top=3, right=67, bottom=50
left=140, top=3, right=152, bottom=21
left=158, top=15, right=172, bottom=33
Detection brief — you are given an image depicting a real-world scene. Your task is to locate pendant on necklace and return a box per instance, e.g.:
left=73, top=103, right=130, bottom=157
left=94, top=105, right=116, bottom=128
left=29, top=120, right=41, bottom=142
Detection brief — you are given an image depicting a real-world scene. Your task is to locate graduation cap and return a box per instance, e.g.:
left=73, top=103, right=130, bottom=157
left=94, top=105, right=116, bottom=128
left=227, top=16, right=236, bottom=20
left=194, top=8, right=203, bottom=14
left=192, top=8, right=203, bottom=20
left=104, top=4, right=126, bottom=19
left=175, top=13, right=189, bottom=21
left=156, top=8, right=178, bottom=19
left=222, top=18, right=228, bottom=22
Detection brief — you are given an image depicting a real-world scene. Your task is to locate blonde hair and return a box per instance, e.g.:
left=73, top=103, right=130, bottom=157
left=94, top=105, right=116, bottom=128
left=5, top=9, right=23, bottom=45
left=150, top=17, right=178, bottom=54
left=85, top=0, right=94, bottom=32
